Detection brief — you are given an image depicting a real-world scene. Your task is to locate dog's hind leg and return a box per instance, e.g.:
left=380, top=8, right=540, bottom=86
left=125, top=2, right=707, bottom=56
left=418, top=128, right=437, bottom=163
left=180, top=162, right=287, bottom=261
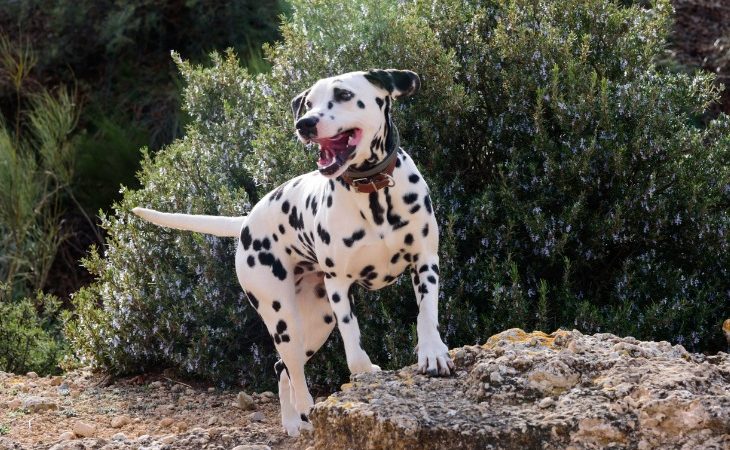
left=274, top=274, right=335, bottom=435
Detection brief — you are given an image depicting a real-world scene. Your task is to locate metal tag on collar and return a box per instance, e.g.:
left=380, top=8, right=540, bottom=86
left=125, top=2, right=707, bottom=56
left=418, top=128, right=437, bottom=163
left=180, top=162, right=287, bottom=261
left=351, top=174, right=395, bottom=193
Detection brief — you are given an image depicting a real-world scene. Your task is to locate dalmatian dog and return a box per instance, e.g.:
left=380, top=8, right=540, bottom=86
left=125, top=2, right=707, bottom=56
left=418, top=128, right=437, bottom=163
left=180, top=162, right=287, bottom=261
left=132, top=69, right=454, bottom=436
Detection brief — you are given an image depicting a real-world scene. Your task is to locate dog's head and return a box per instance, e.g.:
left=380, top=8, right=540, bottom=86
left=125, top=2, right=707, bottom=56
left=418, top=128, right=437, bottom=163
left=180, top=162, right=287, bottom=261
left=291, top=69, right=420, bottom=178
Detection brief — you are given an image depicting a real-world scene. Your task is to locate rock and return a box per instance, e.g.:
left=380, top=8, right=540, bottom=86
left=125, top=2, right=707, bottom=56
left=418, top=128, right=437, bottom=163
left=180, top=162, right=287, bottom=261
left=72, top=421, right=95, bottom=438
left=58, top=431, right=75, bottom=441
left=110, top=415, right=131, bottom=428
left=207, top=415, right=219, bottom=426
left=171, top=384, right=185, bottom=393
left=311, top=329, right=730, bottom=450
left=231, top=446, right=271, bottom=450
left=26, top=371, right=38, bottom=378
left=160, top=434, right=176, bottom=444
left=50, top=376, right=63, bottom=386
left=8, top=399, right=22, bottom=409
left=22, top=396, right=58, bottom=412
left=260, top=391, right=275, bottom=399
left=235, top=392, right=256, bottom=411
left=248, top=411, right=265, bottom=422
left=111, top=432, right=127, bottom=441
left=149, top=381, right=163, bottom=389
left=159, top=417, right=175, bottom=428
left=207, top=387, right=215, bottom=393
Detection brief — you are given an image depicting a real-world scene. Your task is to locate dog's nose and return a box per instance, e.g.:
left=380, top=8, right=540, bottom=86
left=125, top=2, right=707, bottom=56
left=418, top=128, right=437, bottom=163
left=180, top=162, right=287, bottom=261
left=296, top=117, right=319, bottom=137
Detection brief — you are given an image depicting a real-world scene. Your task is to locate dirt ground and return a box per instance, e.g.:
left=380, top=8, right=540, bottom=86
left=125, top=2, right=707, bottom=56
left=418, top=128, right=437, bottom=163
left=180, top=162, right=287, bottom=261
left=0, top=369, right=314, bottom=450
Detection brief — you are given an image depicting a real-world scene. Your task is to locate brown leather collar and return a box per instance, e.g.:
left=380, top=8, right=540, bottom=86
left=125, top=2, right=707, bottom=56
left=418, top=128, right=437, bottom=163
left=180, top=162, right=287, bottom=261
left=341, top=156, right=397, bottom=193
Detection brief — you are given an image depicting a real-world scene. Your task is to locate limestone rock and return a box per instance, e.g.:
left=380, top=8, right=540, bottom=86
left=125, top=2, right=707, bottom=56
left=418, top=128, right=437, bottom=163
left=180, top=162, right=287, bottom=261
left=72, top=421, right=95, bottom=438
left=22, top=396, right=58, bottom=412
left=235, top=392, right=256, bottom=411
left=311, top=329, right=730, bottom=450
left=110, top=415, right=131, bottom=428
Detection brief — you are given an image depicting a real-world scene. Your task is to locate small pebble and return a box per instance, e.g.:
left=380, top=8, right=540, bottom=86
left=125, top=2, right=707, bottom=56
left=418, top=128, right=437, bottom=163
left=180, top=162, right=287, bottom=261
left=58, top=431, right=75, bottom=441
left=248, top=411, right=265, bottom=422
left=72, top=421, right=95, bottom=437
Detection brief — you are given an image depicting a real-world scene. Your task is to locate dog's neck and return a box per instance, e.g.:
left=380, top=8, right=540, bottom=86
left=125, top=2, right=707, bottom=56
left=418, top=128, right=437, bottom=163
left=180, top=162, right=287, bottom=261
left=344, top=96, right=399, bottom=179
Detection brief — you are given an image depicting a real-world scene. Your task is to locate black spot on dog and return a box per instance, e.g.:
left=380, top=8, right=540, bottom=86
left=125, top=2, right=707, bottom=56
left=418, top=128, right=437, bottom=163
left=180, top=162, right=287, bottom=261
left=285, top=247, right=292, bottom=255
left=368, top=192, right=384, bottom=225
left=330, top=115, right=335, bottom=120
left=281, top=334, right=290, bottom=342
left=315, top=285, right=327, bottom=298
left=306, top=350, right=314, bottom=357
left=327, top=195, right=333, bottom=208
left=391, top=253, right=400, bottom=264
left=404, top=253, right=412, bottom=262
left=404, top=233, right=414, bottom=245
left=240, top=226, right=252, bottom=250
left=252, top=239, right=262, bottom=251
left=375, top=97, right=384, bottom=108
left=342, top=315, right=350, bottom=324
left=272, top=301, right=281, bottom=311
left=282, top=200, right=290, bottom=214
left=324, top=314, right=334, bottom=324
left=403, top=193, right=418, bottom=204
left=409, top=173, right=420, bottom=183
left=274, top=334, right=281, bottom=344
left=294, top=265, right=304, bottom=275
left=328, top=101, right=333, bottom=109
left=360, top=265, right=374, bottom=276
left=343, top=229, right=366, bottom=247
left=395, top=157, right=401, bottom=168
left=410, top=205, right=421, bottom=214
left=276, top=320, right=287, bottom=334
left=317, top=224, right=331, bottom=244
left=384, top=275, right=395, bottom=283
left=246, top=291, right=259, bottom=309
left=432, top=264, right=439, bottom=275
left=258, top=252, right=288, bottom=280
left=247, top=255, right=256, bottom=267
left=424, top=195, right=433, bottom=214
left=332, top=293, right=341, bottom=303
left=325, top=258, right=334, bottom=268
left=289, top=206, right=305, bottom=230
left=419, top=265, right=429, bottom=273
left=385, top=188, right=409, bottom=230
left=273, top=234, right=278, bottom=242
left=428, top=275, right=437, bottom=284
left=301, top=414, right=309, bottom=422
left=357, top=100, right=365, bottom=108
left=278, top=224, right=286, bottom=234
left=262, top=237, right=271, bottom=250
left=274, top=360, right=288, bottom=379
left=422, top=223, right=429, bottom=237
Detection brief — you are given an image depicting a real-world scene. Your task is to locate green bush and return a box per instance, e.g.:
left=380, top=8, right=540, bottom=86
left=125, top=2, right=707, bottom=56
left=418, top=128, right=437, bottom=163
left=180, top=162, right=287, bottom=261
left=67, top=0, right=730, bottom=388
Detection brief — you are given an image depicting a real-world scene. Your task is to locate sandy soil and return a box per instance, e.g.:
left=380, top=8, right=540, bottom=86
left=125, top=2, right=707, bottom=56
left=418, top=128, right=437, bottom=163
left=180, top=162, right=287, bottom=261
left=0, top=369, right=313, bottom=450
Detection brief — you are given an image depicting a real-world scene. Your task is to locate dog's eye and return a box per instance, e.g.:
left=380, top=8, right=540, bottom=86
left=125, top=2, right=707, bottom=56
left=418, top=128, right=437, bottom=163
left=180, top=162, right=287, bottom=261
left=305, top=100, right=312, bottom=109
left=333, top=88, right=354, bottom=102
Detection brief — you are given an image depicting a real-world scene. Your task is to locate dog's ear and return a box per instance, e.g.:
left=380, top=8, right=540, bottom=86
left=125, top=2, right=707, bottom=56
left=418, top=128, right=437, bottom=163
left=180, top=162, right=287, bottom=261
left=364, top=69, right=420, bottom=99
left=291, top=88, right=310, bottom=121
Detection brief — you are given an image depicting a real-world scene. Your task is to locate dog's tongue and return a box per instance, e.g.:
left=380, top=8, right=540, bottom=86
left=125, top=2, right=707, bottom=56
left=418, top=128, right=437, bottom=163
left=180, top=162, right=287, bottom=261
left=316, top=129, right=362, bottom=171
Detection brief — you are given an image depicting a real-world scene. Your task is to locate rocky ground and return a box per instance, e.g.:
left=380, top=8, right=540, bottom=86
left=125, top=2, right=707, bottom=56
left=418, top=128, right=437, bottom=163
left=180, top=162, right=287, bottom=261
left=311, top=329, right=730, bottom=450
left=0, top=370, right=312, bottom=450
left=3, top=329, right=729, bottom=450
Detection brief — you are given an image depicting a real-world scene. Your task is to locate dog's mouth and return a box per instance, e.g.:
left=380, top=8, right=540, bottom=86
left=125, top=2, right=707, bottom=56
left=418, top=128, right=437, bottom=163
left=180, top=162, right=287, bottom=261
left=313, top=128, right=362, bottom=175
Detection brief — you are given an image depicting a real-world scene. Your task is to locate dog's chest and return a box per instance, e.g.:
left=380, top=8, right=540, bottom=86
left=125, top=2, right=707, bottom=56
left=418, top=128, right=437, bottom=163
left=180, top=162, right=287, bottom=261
left=313, top=183, right=423, bottom=289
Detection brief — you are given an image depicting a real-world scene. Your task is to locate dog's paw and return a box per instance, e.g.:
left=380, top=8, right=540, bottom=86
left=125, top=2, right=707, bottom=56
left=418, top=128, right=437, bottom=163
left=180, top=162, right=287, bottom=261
left=347, top=352, right=378, bottom=374
left=283, top=417, right=313, bottom=437
left=416, top=339, right=455, bottom=376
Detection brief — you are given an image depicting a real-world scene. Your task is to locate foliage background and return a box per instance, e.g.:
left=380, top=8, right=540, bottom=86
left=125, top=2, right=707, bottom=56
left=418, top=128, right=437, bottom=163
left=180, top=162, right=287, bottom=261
left=63, top=0, right=729, bottom=391
left=0, top=0, right=286, bottom=375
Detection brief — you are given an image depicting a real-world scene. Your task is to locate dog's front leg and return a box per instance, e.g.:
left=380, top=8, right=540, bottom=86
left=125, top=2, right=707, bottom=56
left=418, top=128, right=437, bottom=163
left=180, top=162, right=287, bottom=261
left=411, top=253, right=454, bottom=376
left=324, top=278, right=380, bottom=374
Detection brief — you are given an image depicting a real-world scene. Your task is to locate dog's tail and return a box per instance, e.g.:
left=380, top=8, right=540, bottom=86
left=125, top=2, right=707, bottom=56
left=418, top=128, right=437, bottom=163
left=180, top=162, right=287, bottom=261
left=132, top=207, right=245, bottom=238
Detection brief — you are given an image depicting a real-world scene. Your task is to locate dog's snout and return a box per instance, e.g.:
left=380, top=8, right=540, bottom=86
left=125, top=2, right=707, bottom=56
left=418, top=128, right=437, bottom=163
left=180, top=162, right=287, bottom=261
left=296, top=116, right=319, bottom=137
